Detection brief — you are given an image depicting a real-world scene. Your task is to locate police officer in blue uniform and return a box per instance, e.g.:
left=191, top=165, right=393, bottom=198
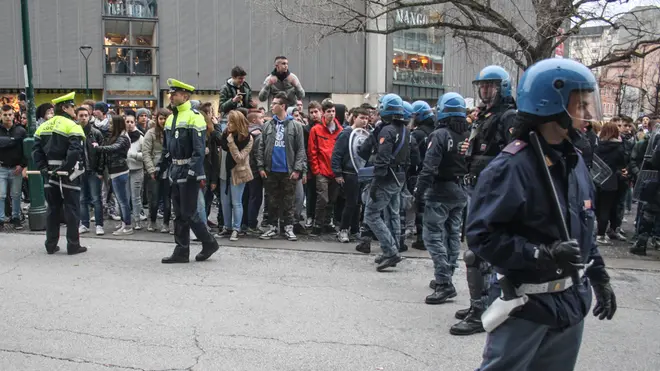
left=33, top=92, right=87, bottom=255
left=468, top=58, right=616, bottom=370
left=409, top=100, right=435, bottom=251
left=362, top=94, right=410, bottom=271
left=451, top=65, right=517, bottom=336
left=160, top=79, right=219, bottom=264
left=415, top=93, right=470, bottom=304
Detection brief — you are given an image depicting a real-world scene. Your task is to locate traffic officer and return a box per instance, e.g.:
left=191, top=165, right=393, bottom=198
left=468, top=58, right=616, bottom=370
left=32, top=92, right=87, bottom=255
left=361, top=94, right=410, bottom=271
left=409, top=100, right=435, bottom=251
left=451, top=65, right=517, bottom=336
left=415, top=93, right=470, bottom=305
left=160, top=79, right=219, bottom=264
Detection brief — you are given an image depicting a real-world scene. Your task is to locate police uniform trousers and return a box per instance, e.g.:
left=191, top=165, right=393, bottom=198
left=171, top=180, right=216, bottom=249
left=423, top=199, right=466, bottom=284
left=478, top=317, right=584, bottom=371
left=365, top=178, right=404, bottom=257
left=465, top=185, right=491, bottom=309
left=44, top=176, right=82, bottom=251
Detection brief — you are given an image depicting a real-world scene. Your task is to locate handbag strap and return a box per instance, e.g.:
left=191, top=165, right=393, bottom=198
left=392, top=126, right=407, bottom=157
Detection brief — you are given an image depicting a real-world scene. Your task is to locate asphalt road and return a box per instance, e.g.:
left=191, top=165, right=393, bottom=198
left=0, top=233, right=659, bottom=371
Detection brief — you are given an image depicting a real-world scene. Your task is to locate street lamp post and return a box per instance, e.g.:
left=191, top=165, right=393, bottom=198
left=79, top=45, right=93, bottom=97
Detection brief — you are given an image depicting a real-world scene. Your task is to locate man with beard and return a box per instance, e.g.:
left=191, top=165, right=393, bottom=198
left=258, top=56, right=305, bottom=106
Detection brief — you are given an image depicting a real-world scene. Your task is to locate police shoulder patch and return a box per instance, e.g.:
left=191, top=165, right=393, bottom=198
left=502, top=140, right=528, bottom=155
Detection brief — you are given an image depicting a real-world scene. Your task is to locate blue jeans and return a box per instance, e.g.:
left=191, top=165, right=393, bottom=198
left=220, top=179, right=246, bottom=231
left=365, top=180, right=403, bottom=257
left=197, top=188, right=207, bottom=225
left=478, top=317, right=584, bottom=370
left=423, top=200, right=466, bottom=284
left=80, top=172, right=103, bottom=227
left=111, top=173, right=132, bottom=226
left=0, top=167, right=22, bottom=221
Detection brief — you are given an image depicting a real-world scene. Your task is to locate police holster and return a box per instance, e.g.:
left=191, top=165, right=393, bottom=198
left=481, top=274, right=528, bottom=333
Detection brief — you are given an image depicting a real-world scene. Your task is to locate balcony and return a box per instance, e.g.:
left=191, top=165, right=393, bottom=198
left=393, top=68, right=443, bottom=88
left=104, top=0, right=157, bottom=18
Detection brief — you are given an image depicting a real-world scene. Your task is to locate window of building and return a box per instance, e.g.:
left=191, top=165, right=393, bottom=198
left=104, top=19, right=157, bottom=75
left=104, top=0, right=157, bottom=18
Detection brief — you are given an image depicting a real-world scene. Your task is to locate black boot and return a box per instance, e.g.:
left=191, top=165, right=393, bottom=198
left=162, top=246, right=190, bottom=264
left=450, top=307, right=485, bottom=336
left=355, top=238, right=371, bottom=254
left=310, top=226, right=322, bottom=237
left=455, top=307, right=471, bottom=320
left=411, top=240, right=426, bottom=250
left=195, top=240, right=220, bottom=261
left=398, top=238, right=408, bottom=252
left=630, top=239, right=648, bottom=256
left=425, top=282, right=457, bottom=304
left=67, top=245, right=88, bottom=255
left=376, top=255, right=403, bottom=272
left=46, top=245, right=60, bottom=255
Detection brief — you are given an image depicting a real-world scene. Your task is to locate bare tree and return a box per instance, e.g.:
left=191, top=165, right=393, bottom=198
left=261, top=0, right=660, bottom=70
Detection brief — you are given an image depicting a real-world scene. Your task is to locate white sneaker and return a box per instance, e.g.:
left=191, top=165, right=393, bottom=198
left=305, top=218, right=313, bottom=228
left=284, top=225, right=297, bottom=241
left=260, top=226, right=278, bottom=240
left=90, top=215, right=96, bottom=223
left=113, top=226, right=134, bottom=236
left=78, top=225, right=89, bottom=234
left=115, top=222, right=124, bottom=231
left=139, top=212, right=147, bottom=221
left=134, top=221, right=142, bottom=231
left=230, top=230, right=239, bottom=241
left=596, top=235, right=611, bottom=245
left=110, top=213, right=121, bottom=221
left=338, top=229, right=349, bottom=243
left=96, top=225, right=105, bottom=236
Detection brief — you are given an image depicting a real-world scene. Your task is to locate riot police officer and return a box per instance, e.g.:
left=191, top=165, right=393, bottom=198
left=451, top=65, right=517, bottom=336
left=468, top=58, right=616, bottom=370
left=410, top=100, right=435, bottom=250
left=415, top=93, right=470, bottom=304
left=630, top=133, right=660, bottom=255
left=33, top=92, right=87, bottom=255
left=161, top=79, right=219, bottom=264
left=361, top=94, right=410, bottom=271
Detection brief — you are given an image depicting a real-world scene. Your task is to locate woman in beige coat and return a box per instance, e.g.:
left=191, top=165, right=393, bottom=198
left=218, top=110, right=254, bottom=241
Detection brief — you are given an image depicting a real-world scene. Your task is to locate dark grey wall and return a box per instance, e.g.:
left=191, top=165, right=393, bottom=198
left=158, top=0, right=366, bottom=94
left=0, top=0, right=104, bottom=90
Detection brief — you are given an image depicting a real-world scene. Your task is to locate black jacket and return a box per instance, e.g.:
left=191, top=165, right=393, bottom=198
left=219, top=79, right=256, bottom=114
left=0, top=123, right=27, bottom=168
left=82, top=124, right=105, bottom=174
left=595, top=139, right=626, bottom=191
left=97, top=133, right=130, bottom=176
left=331, top=126, right=355, bottom=176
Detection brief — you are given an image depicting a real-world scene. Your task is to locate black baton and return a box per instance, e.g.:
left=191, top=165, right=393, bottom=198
left=528, top=131, right=581, bottom=286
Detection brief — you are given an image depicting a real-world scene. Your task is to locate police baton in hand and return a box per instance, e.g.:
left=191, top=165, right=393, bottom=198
left=528, top=131, right=582, bottom=286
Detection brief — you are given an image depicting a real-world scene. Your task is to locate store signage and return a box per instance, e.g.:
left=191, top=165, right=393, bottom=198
left=395, top=9, right=429, bottom=26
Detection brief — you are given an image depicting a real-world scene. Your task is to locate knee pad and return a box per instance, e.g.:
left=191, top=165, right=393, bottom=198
left=464, top=250, right=479, bottom=267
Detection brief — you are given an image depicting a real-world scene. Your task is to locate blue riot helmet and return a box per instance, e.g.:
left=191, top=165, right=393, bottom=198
left=378, top=93, right=405, bottom=120
left=403, top=101, right=414, bottom=121
left=411, top=100, right=433, bottom=123
left=473, top=66, right=511, bottom=107
left=436, top=92, right=467, bottom=121
left=517, top=58, right=601, bottom=129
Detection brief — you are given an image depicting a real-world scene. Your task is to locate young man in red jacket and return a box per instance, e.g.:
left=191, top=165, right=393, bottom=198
left=308, top=99, right=343, bottom=236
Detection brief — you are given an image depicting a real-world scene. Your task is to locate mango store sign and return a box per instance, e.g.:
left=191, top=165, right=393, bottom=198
left=395, top=9, right=429, bottom=26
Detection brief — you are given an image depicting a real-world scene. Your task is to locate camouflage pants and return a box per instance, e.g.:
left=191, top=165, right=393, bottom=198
left=264, top=172, right=297, bottom=227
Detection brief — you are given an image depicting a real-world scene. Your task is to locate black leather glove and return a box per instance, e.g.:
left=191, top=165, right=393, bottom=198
left=592, top=282, right=617, bottom=320
left=39, top=168, right=50, bottom=182
left=537, top=239, right=582, bottom=269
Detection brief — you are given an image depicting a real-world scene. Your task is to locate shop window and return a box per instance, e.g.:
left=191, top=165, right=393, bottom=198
left=105, top=47, right=156, bottom=75
left=104, top=0, right=157, bottom=18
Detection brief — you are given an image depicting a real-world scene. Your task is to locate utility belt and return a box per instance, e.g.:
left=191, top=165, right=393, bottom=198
left=462, top=174, right=478, bottom=187
left=482, top=263, right=591, bottom=333
left=172, top=158, right=191, bottom=165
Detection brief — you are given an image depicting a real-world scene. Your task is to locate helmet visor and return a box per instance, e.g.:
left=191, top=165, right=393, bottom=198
left=562, top=82, right=602, bottom=132
left=473, top=80, right=500, bottom=106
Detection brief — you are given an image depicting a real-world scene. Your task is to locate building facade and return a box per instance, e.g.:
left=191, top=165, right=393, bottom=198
left=0, top=0, right=491, bottom=111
